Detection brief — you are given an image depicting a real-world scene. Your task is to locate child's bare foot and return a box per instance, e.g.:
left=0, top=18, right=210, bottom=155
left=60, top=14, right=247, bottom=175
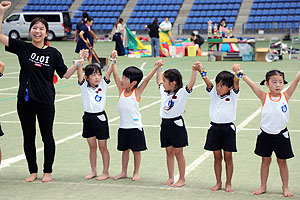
left=210, top=183, right=222, bottom=191
left=225, top=183, right=234, bottom=192
left=85, top=172, right=97, bottom=179
left=283, top=187, right=293, bottom=197
left=132, top=173, right=140, bottom=181
left=164, top=178, right=174, bottom=186
left=96, top=173, right=109, bottom=181
left=25, top=173, right=37, bottom=182
left=253, top=186, right=266, bottom=195
left=113, top=172, right=127, bottom=180
left=41, top=173, right=52, bottom=182
left=172, top=179, right=185, bottom=187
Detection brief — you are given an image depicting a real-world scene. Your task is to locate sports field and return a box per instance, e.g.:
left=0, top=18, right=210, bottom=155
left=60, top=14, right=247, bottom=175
left=0, top=41, right=300, bottom=200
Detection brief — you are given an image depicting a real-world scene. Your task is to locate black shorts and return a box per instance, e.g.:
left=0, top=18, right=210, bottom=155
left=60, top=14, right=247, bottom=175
left=117, top=128, right=147, bottom=151
left=82, top=111, right=109, bottom=140
left=0, top=123, right=3, bottom=136
left=255, top=128, right=294, bottom=159
left=160, top=116, right=188, bottom=148
left=204, top=122, right=237, bottom=152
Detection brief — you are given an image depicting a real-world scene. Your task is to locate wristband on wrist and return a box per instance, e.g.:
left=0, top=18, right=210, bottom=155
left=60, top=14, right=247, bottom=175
left=200, top=70, right=208, bottom=78
left=157, top=67, right=162, bottom=71
left=235, top=70, right=245, bottom=79
left=109, top=56, right=117, bottom=64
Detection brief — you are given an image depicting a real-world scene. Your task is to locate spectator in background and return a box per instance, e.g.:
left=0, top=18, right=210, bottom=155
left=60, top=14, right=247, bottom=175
left=75, top=12, right=88, bottom=43
left=217, top=18, right=227, bottom=37
left=145, top=18, right=160, bottom=57
left=190, top=33, right=205, bottom=49
left=159, top=17, right=172, bottom=32
left=75, top=17, right=98, bottom=63
left=114, top=18, right=126, bottom=56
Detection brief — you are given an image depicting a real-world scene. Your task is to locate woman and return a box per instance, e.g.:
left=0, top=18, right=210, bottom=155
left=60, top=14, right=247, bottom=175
left=145, top=18, right=160, bottom=57
left=114, top=18, right=126, bottom=56
left=75, top=16, right=98, bottom=63
left=0, top=1, right=88, bottom=183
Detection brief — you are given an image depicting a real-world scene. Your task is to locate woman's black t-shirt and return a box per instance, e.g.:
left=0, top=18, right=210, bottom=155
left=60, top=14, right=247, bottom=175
left=147, top=23, right=159, bottom=38
left=5, top=38, right=68, bottom=105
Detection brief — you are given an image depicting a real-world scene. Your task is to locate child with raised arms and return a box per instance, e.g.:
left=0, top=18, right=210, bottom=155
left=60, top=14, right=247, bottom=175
left=76, top=50, right=115, bottom=180
left=197, top=64, right=240, bottom=192
left=237, top=67, right=300, bottom=197
left=112, top=53, right=163, bottom=181
left=156, top=61, right=201, bottom=187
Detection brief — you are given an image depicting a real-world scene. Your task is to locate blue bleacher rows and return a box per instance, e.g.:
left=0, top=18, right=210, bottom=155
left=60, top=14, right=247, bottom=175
left=136, top=0, right=183, bottom=5
left=243, top=22, right=300, bottom=34
left=189, top=10, right=238, bottom=17
left=254, top=0, right=299, bottom=2
left=191, top=4, right=240, bottom=10
left=134, top=5, right=181, bottom=11
left=82, top=0, right=127, bottom=5
left=27, top=0, right=72, bottom=5
left=130, top=11, right=178, bottom=18
left=78, top=5, right=124, bottom=12
left=193, top=0, right=242, bottom=3
left=72, top=23, right=113, bottom=31
left=127, top=17, right=175, bottom=24
left=248, top=15, right=300, bottom=23
left=74, top=11, right=121, bottom=18
left=23, top=5, right=69, bottom=11
left=252, top=2, right=300, bottom=9
left=250, top=9, right=300, bottom=16
left=186, top=17, right=236, bottom=24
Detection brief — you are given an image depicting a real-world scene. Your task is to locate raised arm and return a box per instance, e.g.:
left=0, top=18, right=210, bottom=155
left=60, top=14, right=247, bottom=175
left=76, top=59, right=84, bottom=83
left=104, top=50, right=117, bottom=81
left=196, top=63, right=213, bottom=89
left=64, top=49, right=88, bottom=79
left=156, top=63, right=163, bottom=86
left=187, top=62, right=201, bottom=91
left=231, top=64, right=241, bottom=91
left=137, top=59, right=164, bottom=97
left=285, top=70, right=300, bottom=101
left=0, top=1, right=11, bottom=47
left=111, top=50, right=122, bottom=93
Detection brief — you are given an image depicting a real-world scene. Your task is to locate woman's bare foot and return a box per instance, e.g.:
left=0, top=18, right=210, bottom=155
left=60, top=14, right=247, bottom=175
left=132, top=173, right=140, bottom=181
left=253, top=186, right=266, bottom=195
left=283, top=187, right=293, bottom=197
left=225, top=183, right=234, bottom=192
left=85, top=172, right=97, bottom=180
left=210, top=183, right=222, bottom=191
left=25, top=173, right=37, bottom=182
left=42, top=173, right=52, bottom=182
left=96, top=173, right=109, bottom=181
left=164, top=178, right=174, bottom=186
left=172, top=179, right=185, bottom=187
left=113, top=172, right=127, bottom=180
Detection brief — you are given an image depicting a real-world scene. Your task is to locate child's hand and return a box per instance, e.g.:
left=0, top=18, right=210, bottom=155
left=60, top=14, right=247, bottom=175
left=79, top=49, right=89, bottom=60
left=232, top=64, right=241, bottom=73
left=155, top=60, right=164, bottom=68
left=111, top=50, right=118, bottom=60
left=0, top=1, right=11, bottom=11
left=193, top=61, right=202, bottom=72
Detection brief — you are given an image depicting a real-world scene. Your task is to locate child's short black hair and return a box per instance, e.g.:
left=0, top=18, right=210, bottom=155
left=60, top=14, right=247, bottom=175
left=123, top=66, right=143, bottom=88
left=84, top=63, right=102, bottom=77
left=215, top=71, right=234, bottom=88
left=260, top=70, right=288, bottom=85
left=163, top=69, right=183, bottom=89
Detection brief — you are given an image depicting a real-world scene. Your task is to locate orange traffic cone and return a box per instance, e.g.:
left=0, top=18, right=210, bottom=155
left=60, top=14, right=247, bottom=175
left=197, top=48, right=202, bottom=56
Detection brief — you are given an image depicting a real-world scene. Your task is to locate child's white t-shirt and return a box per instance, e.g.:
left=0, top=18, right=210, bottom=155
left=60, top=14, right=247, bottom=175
left=208, top=85, right=239, bottom=123
left=79, top=78, right=109, bottom=113
left=159, top=84, right=192, bottom=119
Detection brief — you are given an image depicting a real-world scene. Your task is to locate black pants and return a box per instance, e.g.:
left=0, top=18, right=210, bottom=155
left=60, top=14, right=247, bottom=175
left=114, top=33, right=125, bottom=56
left=17, top=98, right=55, bottom=174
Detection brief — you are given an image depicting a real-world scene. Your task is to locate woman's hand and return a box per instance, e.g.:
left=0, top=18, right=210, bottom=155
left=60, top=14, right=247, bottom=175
left=0, top=1, right=11, bottom=11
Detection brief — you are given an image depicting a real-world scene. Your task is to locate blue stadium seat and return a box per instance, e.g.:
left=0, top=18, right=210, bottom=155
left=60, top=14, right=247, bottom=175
left=280, top=16, right=287, bottom=22
left=250, top=10, right=256, bottom=15
left=256, top=10, right=262, bottom=15
left=267, top=16, right=274, bottom=22
left=287, top=16, right=294, bottom=22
